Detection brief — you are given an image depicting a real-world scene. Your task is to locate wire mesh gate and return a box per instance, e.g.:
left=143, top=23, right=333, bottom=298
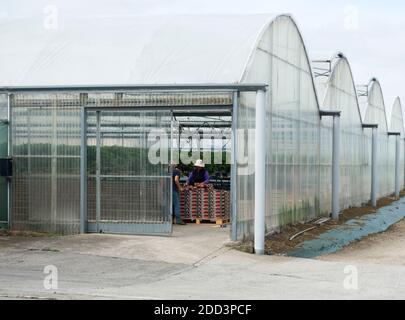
left=85, top=109, right=173, bottom=235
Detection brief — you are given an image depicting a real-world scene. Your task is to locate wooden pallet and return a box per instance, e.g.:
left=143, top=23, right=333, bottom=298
left=195, top=218, right=230, bottom=225
left=215, top=218, right=230, bottom=225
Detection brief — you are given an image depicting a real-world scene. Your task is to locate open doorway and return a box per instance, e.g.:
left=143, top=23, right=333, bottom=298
left=171, top=112, right=232, bottom=228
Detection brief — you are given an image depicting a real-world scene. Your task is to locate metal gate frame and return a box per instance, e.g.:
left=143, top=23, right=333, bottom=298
left=81, top=107, right=174, bottom=236
left=0, top=93, right=10, bottom=229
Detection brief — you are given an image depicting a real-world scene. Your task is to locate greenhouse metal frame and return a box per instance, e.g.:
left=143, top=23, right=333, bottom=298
left=0, top=14, right=404, bottom=255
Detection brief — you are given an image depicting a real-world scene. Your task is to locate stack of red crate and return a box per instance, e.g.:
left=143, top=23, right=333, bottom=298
left=197, top=188, right=211, bottom=220
left=188, top=189, right=198, bottom=220
left=180, top=186, right=230, bottom=222
left=221, top=190, right=230, bottom=220
left=179, top=191, right=188, bottom=220
left=209, top=189, right=223, bottom=221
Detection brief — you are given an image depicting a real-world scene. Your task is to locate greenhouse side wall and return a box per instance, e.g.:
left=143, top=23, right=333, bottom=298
left=235, top=92, right=256, bottom=240
left=364, top=81, right=392, bottom=198
left=10, top=93, right=81, bottom=234
left=319, top=118, right=333, bottom=214
left=390, top=98, right=405, bottom=190
left=320, top=58, right=371, bottom=211
left=388, top=136, right=397, bottom=194
left=237, top=15, right=323, bottom=240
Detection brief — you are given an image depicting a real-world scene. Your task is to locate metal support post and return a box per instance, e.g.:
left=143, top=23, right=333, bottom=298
left=80, top=107, right=88, bottom=233
left=332, top=115, right=341, bottom=220
left=371, top=127, right=378, bottom=207
left=96, top=111, right=101, bottom=232
left=388, top=132, right=401, bottom=198
left=254, top=90, right=266, bottom=255
left=320, top=110, right=341, bottom=220
left=363, top=124, right=378, bottom=207
left=231, top=91, right=238, bottom=242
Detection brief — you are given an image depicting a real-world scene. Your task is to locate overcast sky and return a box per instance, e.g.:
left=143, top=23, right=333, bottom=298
left=1, top=0, right=404, bottom=113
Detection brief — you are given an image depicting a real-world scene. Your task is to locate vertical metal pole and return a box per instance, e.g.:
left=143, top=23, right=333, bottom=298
left=332, top=115, right=341, bottom=220
left=7, top=94, right=11, bottom=229
left=254, top=90, right=266, bottom=255
left=27, top=108, right=32, bottom=225
left=178, top=127, right=181, bottom=161
left=231, top=91, right=238, bottom=242
left=395, top=134, right=400, bottom=198
left=51, top=101, right=58, bottom=232
left=80, top=107, right=87, bottom=234
left=96, top=111, right=101, bottom=232
left=170, top=112, right=175, bottom=165
left=371, top=127, right=378, bottom=207
left=169, top=111, right=174, bottom=234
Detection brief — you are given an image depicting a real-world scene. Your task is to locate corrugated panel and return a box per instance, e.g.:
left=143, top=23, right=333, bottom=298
left=11, top=93, right=81, bottom=234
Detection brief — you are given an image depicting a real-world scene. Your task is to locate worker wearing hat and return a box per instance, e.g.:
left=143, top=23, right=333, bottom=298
left=186, top=159, right=210, bottom=188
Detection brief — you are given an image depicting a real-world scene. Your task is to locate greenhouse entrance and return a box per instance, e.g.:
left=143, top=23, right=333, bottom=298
left=85, top=109, right=173, bottom=235
left=6, top=84, right=267, bottom=241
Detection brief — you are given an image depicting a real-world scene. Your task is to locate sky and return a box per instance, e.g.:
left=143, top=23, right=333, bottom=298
left=1, top=0, right=404, bottom=114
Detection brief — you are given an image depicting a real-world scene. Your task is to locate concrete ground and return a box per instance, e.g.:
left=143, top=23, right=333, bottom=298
left=1, top=223, right=405, bottom=300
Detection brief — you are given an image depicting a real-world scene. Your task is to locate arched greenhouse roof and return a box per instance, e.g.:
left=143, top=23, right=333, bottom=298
left=315, top=52, right=363, bottom=124
left=390, top=97, right=404, bottom=135
left=0, top=14, right=298, bottom=87
left=363, top=78, right=389, bottom=132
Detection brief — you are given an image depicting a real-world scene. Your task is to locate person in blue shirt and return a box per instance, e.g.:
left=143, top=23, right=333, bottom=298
left=171, top=163, right=186, bottom=225
left=186, top=159, right=210, bottom=188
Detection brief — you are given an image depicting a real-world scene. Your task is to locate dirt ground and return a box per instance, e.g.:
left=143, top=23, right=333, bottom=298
left=0, top=230, right=55, bottom=238
left=237, top=191, right=405, bottom=256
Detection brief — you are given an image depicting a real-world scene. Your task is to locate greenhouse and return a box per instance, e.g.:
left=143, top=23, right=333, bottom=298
left=0, top=14, right=403, bottom=255
left=315, top=54, right=371, bottom=213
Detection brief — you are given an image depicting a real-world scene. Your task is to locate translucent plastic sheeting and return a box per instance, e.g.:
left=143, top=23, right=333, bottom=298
left=390, top=98, right=405, bottom=189
left=317, top=57, right=371, bottom=213
left=236, top=16, right=322, bottom=240
left=10, top=93, right=81, bottom=234
left=363, top=80, right=392, bottom=198
left=0, top=15, right=276, bottom=86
